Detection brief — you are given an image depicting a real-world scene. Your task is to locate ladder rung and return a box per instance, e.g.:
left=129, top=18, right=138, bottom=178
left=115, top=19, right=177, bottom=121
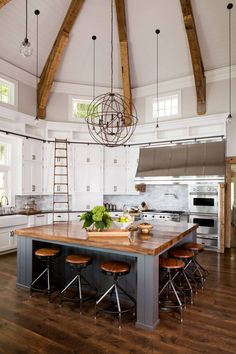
left=54, top=174, right=68, bottom=176
left=54, top=193, right=69, bottom=195
left=55, top=148, right=67, bottom=150
left=54, top=165, right=67, bottom=167
left=55, top=156, right=67, bottom=158
left=54, top=183, right=68, bottom=185
left=53, top=201, right=69, bottom=204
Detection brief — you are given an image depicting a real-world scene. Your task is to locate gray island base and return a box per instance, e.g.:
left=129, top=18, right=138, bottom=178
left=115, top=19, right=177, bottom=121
left=16, top=221, right=197, bottom=331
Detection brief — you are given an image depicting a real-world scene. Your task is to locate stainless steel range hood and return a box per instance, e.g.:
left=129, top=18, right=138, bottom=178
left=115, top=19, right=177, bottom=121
left=135, top=141, right=225, bottom=182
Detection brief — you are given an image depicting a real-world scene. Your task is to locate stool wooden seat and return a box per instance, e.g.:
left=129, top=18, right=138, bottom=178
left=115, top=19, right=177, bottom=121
left=60, top=254, right=97, bottom=312
left=160, top=258, right=185, bottom=269
left=30, top=247, right=60, bottom=302
left=183, top=242, right=204, bottom=252
left=159, top=258, right=186, bottom=322
left=35, top=248, right=60, bottom=257
left=95, top=260, right=135, bottom=328
left=101, top=261, right=130, bottom=274
left=66, top=255, right=92, bottom=266
left=171, top=249, right=194, bottom=259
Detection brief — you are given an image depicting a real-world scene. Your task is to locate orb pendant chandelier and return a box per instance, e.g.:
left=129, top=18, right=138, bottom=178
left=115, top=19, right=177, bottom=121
left=86, top=0, right=138, bottom=147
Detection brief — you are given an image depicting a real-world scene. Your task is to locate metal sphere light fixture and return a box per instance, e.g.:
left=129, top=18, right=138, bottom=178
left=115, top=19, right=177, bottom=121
left=86, top=0, right=138, bottom=147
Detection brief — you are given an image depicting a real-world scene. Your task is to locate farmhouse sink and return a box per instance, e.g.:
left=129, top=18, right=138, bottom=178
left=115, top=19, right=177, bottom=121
left=0, top=215, right=28, bottom=228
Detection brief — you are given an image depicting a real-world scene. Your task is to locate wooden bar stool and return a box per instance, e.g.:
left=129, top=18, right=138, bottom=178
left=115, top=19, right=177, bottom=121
left=30, top=247, right=60, bottom=302
left=60, top=254, right=97, bottom=313
left=170, top=249, right=197, bottom=304
left=183, top=242, right=208, bottom=288
left=159, top=258, right=186, bottom=322
left=95, top=261, right=136, bottom=328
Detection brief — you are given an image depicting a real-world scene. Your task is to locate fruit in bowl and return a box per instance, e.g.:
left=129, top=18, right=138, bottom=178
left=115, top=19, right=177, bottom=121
left=138, top=222, right=153, bottom=234
left=113, top=216, right=133, bottom=229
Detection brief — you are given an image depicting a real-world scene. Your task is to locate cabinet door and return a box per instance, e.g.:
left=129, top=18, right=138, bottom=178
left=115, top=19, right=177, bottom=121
left=104, top=146, right=126, bottom=166
left=104, top=166, right=126, bottom=194
left=34, top=214, right=47, bottom=226
left=22, top=140, right=43, bottom=162
left=74, top=164, right=102, bottom=193
left=43, top=143, right=54, bottom=194
left=0, top=228, right=12, bottom=252
left=126, top=146, right=140, bottom=195
left=74, top=145, right=103, bottom=165
left=22, top=161, right=43, bottom=195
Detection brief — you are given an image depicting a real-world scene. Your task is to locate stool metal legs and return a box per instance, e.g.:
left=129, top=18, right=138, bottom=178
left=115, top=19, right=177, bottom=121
left=30, top=257, right=53, bottom=302
left=60, top=268, right=97, bottom=313
left=159, top=269, right=186, bottom=322
left=185, top=256, right=208, bottom=288
left=95, top=275, right=136, bottom=328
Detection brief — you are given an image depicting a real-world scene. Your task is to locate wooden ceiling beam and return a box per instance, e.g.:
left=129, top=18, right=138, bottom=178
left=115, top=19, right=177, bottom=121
left=37, top=0, right=85, bottom=119
left=180, top=0, right=206, bottom=115
left=0, top=0, right=11, bottom=9
left=115, top=0, right=132, bottom=125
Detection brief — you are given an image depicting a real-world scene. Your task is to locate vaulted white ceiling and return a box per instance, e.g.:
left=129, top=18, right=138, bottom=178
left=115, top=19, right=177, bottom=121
left=0, top=0, right=235, bottom=89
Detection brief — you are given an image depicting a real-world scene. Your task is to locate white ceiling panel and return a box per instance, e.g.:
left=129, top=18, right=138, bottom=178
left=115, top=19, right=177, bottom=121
left=0, top=0, right=235, bottom=89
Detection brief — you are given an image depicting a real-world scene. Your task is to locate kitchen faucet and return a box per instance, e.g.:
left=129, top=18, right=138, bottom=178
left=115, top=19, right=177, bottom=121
left=0, top=195, right=9, bottom=207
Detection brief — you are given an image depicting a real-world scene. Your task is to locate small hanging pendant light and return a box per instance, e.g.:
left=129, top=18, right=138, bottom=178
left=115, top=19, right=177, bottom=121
left=226, top=3, right=233, bottom=124
left=86, top=0, right=138, bottom=147
left=19, top=0, right=33, bottom=57
left=35, top=9, right=40, bottom=120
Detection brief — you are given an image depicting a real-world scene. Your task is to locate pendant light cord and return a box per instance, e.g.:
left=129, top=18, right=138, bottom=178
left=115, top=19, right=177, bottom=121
left=35, top=10, right=40, bottom=119
left=25, top=0, right=28, bottom=39
left=92, top=35, right=97, bottom=98
left=228, top=3, right=233, bottom=117
left=156, top=29, right=160, bottom=128
left=111, top=0, right=114, bottom=93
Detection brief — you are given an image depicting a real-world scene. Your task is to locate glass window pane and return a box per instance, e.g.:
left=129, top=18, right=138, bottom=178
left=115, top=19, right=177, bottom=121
left=165, top=108, right=171, bottom=116
left=0, top=172, right=4, bottom=188
left=172, top=107, right=178, bottom=115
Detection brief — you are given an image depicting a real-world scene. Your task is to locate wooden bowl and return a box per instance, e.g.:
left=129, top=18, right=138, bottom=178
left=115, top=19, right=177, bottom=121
left=138, top=223, right=153, bottom=234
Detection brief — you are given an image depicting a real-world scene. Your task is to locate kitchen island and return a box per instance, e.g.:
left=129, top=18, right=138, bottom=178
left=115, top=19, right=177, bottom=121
left=16, top=221, right=197, bottom=330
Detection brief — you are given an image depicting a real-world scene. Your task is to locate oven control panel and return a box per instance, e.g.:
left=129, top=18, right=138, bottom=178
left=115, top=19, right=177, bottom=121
left=189, top=185, right=218, bottom=194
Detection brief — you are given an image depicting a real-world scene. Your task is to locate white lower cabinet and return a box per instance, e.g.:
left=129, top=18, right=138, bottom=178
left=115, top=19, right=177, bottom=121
left=0, top=225, right=27, bottom=253
left=27, top=214, right=48, bottom=227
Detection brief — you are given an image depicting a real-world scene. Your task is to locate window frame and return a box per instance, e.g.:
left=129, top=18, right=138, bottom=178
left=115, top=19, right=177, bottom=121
left=145, top=90, right=181, bottom=123
left=69, top=95, right=92, bottom=122
left=0, top=74, right=18, bottom=110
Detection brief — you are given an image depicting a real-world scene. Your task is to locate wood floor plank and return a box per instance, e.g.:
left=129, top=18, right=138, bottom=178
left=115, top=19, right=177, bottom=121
left=0, top=250, right=236, bottom=353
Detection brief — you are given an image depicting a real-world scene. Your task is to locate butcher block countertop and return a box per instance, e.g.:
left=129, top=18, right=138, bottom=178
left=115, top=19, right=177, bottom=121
left=15, top=221, right=198, bottom=256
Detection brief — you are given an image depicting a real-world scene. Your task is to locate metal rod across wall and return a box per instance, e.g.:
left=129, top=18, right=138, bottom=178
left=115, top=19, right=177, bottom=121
left=0, top=128, right=224, bottom=147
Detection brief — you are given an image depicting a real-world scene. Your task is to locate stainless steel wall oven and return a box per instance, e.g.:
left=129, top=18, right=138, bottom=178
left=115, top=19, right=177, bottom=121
left=189, top=185, right=218, bottom=214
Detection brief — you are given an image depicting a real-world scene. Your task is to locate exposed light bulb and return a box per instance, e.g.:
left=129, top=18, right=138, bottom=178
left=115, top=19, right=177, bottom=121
left=19, top=38, right=33, bottom=58
left=226, top=113, right=232, bottom=124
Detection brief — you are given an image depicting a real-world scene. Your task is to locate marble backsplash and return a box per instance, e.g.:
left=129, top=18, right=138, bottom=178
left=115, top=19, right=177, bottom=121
left=15, top=195, right=72, bottom=211
left=104, top=184, right=189, bottom=212
left=15, top=184, right=189, bottom=212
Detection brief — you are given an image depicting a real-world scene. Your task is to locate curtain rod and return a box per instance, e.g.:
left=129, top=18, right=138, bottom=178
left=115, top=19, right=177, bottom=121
left=0, top=129, right=225, bottom=147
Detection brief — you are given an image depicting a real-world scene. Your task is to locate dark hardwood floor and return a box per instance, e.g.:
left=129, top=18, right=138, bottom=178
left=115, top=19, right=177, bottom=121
left=0, top=249, right=236, bottom=354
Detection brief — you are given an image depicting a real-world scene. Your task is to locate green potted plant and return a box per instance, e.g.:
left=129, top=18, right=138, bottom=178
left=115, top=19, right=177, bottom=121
left=80, top=206, right=112, bottom=231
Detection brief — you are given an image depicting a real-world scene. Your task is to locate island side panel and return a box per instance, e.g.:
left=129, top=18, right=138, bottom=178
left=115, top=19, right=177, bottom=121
left=136, top=254, right=160, bottom=330
left=17, top=236, right=33, bottom=288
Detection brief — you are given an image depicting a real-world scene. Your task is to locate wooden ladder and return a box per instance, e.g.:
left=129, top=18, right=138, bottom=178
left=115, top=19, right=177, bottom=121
left=52, top=138, right=69, bottom=224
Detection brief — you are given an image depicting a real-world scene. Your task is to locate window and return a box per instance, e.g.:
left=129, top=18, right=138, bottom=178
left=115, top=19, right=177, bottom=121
left=0, top=141, right=11, bottom=202
left=0, top=77, right=15, bottom=106
left=72, top=98, right=91, bottom=119
left=152, top=92, right=180, bottom=120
